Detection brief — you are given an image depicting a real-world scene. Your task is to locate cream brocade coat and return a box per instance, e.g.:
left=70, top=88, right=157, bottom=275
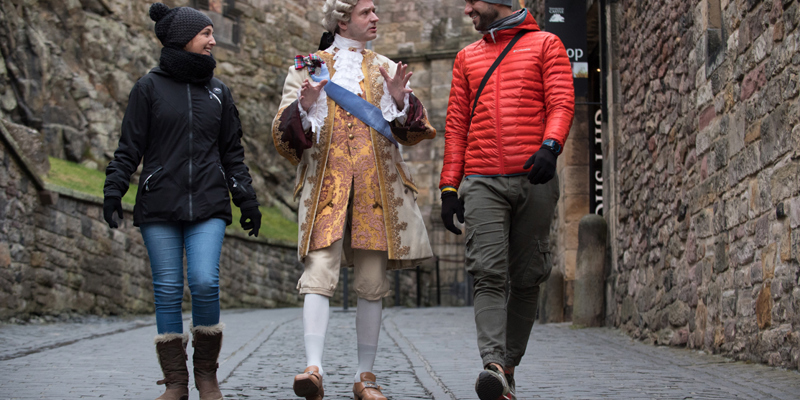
left=272, top=49, right=436, bottom=269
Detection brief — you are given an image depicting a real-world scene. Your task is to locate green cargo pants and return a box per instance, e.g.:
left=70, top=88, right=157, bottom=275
left=461, top=174, right=559, bottom=368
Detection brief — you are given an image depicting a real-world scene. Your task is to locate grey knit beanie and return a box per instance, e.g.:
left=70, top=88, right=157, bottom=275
left=149, top=3, right=213, bottom=48
left=480, top=0, right=513, bottom=6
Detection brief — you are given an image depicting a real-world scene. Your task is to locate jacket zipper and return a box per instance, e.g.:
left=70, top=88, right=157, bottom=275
left=495, top=43, right=504, bottom=175
left=187, top=84, right=194, bottom=220
left=143, top=166, right=163, bottom=192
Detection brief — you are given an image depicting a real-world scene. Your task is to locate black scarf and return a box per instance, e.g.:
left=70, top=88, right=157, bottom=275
left=318, top=31, right=335, bottom=51
left=159, top=46, right=216, bottom=84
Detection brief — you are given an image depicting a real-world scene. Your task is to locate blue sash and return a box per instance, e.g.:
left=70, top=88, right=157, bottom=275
left=310, top=64, right=399, bottom=148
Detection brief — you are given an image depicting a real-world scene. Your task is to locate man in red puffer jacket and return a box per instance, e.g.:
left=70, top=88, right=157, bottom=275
left=439, top=2, right=574, bottom=399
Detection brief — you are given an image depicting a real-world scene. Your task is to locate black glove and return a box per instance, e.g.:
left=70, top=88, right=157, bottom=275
left=103, top=196, right=123, bottom=229
left=240, top=206, right=262, bottom=237
left=523, top=147, right=558, bottom=184
left=440, top=191, right=464, bottom=235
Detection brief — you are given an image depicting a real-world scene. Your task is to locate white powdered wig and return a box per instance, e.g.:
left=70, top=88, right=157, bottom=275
left=322, top=0, right=359, bottom=33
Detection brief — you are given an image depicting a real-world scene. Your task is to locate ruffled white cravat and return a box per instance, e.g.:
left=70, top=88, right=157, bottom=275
left=328, top=35, right=365, bottom=96
left=299, top=34, right=408, bottom=140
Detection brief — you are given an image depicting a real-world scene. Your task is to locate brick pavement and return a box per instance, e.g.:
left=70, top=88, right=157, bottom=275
left=1, top=307, right=798, bottom=399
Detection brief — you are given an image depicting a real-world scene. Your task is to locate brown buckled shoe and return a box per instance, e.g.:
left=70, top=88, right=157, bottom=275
left=293, top=365, right=324, bottom=400
left=353, top=372, right=387, bottom=400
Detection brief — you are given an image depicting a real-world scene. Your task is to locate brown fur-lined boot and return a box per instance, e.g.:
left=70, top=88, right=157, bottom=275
left=191, top=323, right=225, bottom=400
left=154, top=333, right=189, bottom=400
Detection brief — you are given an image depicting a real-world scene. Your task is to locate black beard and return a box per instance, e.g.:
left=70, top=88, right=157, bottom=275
left=474, top=7, right=500, bottom=31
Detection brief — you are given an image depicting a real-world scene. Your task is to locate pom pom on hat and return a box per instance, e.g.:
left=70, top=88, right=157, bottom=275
left=149, top=2, right=169, bottom=22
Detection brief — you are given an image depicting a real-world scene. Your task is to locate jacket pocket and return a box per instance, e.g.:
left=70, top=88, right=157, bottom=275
left=520, top=239, right=553, bottom=286
left=142, top=166, right=163, bottom=193
left=394, top=162, right=418, bottom=195
left=139, top=166, right=172, bottom=218
left=294, top=163, right=308, bottom=201
left=464, top=229, right=480, bottom=273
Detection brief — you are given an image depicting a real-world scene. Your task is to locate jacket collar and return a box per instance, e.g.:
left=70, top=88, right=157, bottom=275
left=482, top=9, right=541, bottom=43
left=327, top=34, right=366, bottom=53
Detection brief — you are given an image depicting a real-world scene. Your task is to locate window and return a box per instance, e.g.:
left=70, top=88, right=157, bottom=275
left=194, top=0, right=242, bottom=50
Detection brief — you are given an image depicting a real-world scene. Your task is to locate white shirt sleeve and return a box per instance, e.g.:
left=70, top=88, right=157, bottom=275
left=380, top=80, right=410, bottom=125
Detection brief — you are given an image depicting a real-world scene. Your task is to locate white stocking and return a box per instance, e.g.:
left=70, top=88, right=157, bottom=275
left=354, top=297, right=382, bottom=382
left=303, top=293, right=330, bottom=376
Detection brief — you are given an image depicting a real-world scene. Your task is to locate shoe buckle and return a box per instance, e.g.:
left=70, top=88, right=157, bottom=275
left=363, top=381, right=379, bottom=389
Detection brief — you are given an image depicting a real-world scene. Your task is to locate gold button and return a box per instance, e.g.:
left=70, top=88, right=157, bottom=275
left=346, top=112, right=352, bottom=116
left=348, top=134, right=354, bottom=139
left=373, top=203, right=379, bottom=209
left=347, top=122, right=353, bottom=128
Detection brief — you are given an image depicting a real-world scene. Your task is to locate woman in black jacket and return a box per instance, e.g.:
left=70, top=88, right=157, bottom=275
left=102, top=4, right=260, bottom=400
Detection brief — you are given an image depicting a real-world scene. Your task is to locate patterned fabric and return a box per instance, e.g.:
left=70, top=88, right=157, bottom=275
left=294, top=54, right=325, bottom=75
left=308, top=106, right=387, bottom=252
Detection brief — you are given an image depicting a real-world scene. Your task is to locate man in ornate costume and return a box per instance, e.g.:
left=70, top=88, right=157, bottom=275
left=271, top=0, right=436, bottom=399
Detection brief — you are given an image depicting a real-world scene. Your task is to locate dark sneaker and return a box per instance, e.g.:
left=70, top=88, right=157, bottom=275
left=475, top=364, right=510, bottom=400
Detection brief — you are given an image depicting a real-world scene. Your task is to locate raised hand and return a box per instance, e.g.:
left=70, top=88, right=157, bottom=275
left=299, top=78, right=328, bottom=111
left=379, top=62, right=413, bottom=109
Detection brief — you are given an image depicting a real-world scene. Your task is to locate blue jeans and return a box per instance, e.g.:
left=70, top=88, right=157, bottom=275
left=140, top=218, right=226, bottom=334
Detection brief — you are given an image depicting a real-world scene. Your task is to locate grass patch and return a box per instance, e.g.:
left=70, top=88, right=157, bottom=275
left=44, top=157, right=297, bottom=243
left=45, top=157, right=138, bottom=204
left=229, top=203, right=298, bottom=243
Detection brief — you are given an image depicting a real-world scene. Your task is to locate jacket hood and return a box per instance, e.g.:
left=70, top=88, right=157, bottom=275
left=150, top=66, right=169, bottom=76
left=482, top=9, right=541, bottom=43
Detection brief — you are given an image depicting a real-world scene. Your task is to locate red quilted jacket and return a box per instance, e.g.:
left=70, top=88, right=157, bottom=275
left=439, top=11, right=574, bottom=190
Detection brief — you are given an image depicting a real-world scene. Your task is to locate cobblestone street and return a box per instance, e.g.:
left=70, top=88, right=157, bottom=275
left=1, top=307, right=799, bottom=399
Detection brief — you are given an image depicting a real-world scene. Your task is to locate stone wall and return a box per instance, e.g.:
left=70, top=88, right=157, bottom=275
left=602, top=0, right=800, bottom=369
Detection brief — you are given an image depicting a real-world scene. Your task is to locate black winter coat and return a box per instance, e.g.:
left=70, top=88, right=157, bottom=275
left=104, top=67, right=258, bottom=226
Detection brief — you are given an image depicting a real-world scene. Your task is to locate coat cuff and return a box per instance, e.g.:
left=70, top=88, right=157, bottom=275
left=238, top=199, right=260, bottom=211
left=390, top=95, right=430, bottom=144
left=278, top=100, right=314, bottom=161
